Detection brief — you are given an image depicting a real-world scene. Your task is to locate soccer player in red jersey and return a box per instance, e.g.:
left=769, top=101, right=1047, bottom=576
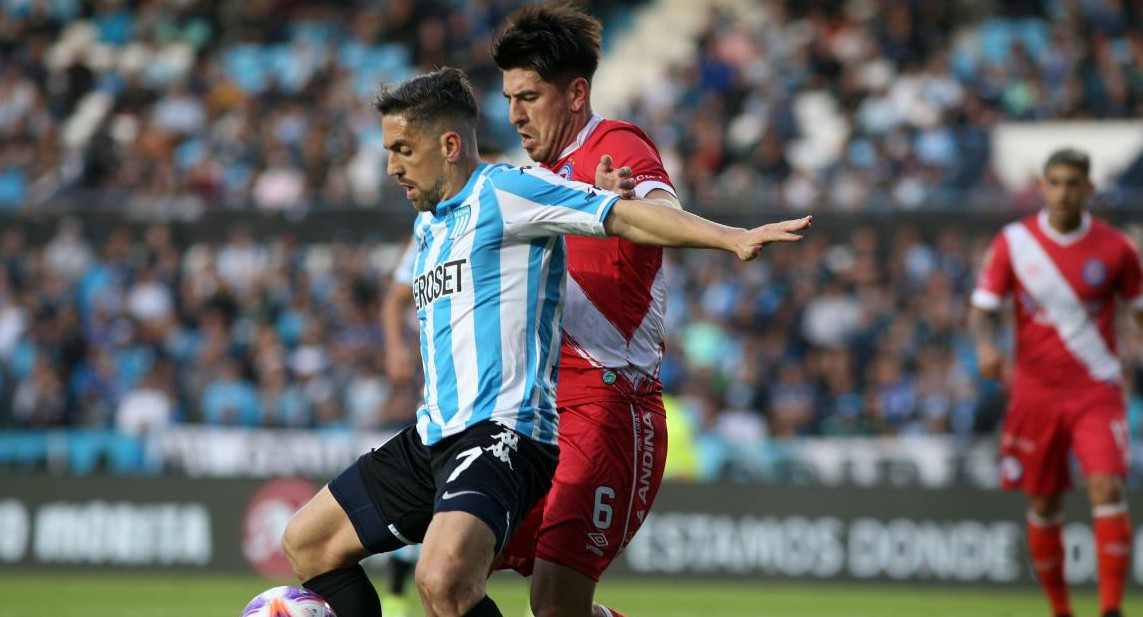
left=490, top=5, right=676, bottom=617
left=970, top=148, right=1143, bottom=617
left=379, top=8, right=809, bottom=617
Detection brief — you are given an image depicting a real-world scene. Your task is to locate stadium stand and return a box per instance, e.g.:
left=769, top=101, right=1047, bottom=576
left=0, top=0, right=1141, bottom=482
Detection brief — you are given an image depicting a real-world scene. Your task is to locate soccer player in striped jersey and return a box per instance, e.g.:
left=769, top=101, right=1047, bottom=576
left=969, top=148, right=1143, bottom=617
left=283, top=68, right=810, bottom=617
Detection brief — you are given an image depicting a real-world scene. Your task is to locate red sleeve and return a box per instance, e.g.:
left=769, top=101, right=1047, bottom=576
left=1118, top=236, right=1143, bottom=310
left=594, top=128, right=675, bottom=198
left=971, top=232, right=1013, bottom=310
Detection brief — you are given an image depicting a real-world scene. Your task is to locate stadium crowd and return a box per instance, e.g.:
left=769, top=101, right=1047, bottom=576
left=2, top=1, right=1143, bottom=476
left=2, top=0, right=1143, bottom=214
left=1, top=222, right=1141, bottom=451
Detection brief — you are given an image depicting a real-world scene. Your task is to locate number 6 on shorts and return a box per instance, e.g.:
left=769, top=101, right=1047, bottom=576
left=592, top=486, right=614, bottom=530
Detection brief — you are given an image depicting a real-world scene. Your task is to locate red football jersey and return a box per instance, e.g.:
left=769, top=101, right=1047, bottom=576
left=544, top=115, right=676, bottom=404
left=972, top=211, right=1143, bottom=391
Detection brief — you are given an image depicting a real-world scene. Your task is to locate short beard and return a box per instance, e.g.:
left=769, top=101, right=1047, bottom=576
left=420, top=176, right=448, bottom=210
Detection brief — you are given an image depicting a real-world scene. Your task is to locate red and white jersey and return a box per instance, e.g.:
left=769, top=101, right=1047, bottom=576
left=972, top=211, right=1143, bottom=391
left=544, top=114, right=676, bottom=404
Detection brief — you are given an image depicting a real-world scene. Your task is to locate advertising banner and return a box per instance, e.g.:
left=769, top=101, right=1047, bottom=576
left=2, top=476, right=1140, bottom=587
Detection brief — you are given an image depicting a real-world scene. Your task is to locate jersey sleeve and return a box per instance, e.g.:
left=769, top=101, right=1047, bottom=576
left=490, top=166, right=619, bottom=240
left=971, top=232, right=1013, bottom=311
left=393, top=237, right=417, bottom=286
left=596, top=128, right=676, bottom=198
left=1118, top=236, right=1143, bottom=310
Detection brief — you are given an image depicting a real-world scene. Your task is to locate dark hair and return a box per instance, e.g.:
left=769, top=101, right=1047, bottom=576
left=1043, top=147, right=1091, bottom=177
left=373, top=67, right=478, bottom=128
left=491, top=3, right=602, bottom=85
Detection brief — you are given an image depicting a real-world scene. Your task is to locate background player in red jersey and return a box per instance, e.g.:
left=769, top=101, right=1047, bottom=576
left=969, top=148, right=1143, bottom=617
left=489, top=6, right=678, bottom=617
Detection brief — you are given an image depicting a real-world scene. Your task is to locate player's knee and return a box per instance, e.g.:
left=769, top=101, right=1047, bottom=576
left=1029, top=495, right=1063, bottom=519
left=281, top=518, right=310, bottom=578
left=282, top=515, right=329, bottom=580
left=415, top=555, right=484, bottom=617
left=1087, top=474, right=1124, bottom=505
left=281, top=514, right=343, bottom=581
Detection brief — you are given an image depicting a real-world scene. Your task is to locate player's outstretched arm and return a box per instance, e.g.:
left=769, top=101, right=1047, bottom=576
left=602, top=198, right=810, bottom=261
left=968, top=305, right=1004, bottom=380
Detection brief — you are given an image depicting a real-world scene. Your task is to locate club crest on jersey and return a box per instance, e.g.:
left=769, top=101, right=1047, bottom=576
left=557, top=162, right=574, bottom=180
left=1082, top=258, right=1106, bottom=286
left=449, top=205, right=472, bottom=240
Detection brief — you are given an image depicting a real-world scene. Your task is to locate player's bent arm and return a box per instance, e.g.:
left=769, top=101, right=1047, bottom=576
left=382, top=281, right=416, bottom=385
left=967, top=305, right=1000, bottom=348
left=382, top=282, right=413, bottom=342
left=602, top=199, right=810, bottom=261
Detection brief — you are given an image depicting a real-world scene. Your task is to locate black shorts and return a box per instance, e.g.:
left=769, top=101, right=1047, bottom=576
left=329, top=421, right=559, bottom=555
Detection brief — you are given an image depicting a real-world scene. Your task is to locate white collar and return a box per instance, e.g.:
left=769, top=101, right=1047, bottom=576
left=1037, top=209, right=1091, bottom=246
left=555, top=114, right=604, bottom=161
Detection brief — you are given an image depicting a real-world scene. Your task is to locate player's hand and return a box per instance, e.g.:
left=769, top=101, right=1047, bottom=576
left=976, top=344, right=1004, bottom=380
left=731, top=216, right=813, bottom=261
left=385, top=340, right=415, bottom=386
left=595, top=154, right=636, bottom=199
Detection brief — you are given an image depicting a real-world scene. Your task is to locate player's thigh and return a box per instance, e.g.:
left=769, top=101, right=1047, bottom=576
left=999, top=393, right=1070, bottom=496
left=535, top=398, right=668, bottom=580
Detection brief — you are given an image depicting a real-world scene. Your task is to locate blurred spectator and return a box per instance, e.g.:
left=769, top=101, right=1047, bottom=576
left=0, top=220, right=1135, bottom=461
left=116, top=362, right=176, bottom=437
left=0, top=2, right=1140, bottom=485
left=0, top=0, right=1138, bottom=215
left=201, top=357, right=259, bottom=426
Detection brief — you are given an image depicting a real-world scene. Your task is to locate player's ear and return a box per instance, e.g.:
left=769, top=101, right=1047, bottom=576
left=440, top=130, right=462, bottom=163
left=567, top=77, right=590, bottom=114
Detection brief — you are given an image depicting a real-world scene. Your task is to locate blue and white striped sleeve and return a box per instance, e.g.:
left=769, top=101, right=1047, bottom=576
left=489, top=166, right=619, bottom=240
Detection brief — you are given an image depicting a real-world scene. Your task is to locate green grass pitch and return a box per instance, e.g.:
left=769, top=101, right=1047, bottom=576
left=0, top=572, right=1135, bottom=617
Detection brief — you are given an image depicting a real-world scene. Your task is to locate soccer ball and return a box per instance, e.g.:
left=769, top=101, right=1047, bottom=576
left=241, top=586, right=336, bottom=617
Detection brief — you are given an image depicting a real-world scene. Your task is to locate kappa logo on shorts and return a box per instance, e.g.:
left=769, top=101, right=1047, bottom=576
left=485, top=430, right=519, bottom=469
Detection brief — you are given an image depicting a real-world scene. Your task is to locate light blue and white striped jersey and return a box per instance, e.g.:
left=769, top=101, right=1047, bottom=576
left=410, top=162, right=619, bottom=446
